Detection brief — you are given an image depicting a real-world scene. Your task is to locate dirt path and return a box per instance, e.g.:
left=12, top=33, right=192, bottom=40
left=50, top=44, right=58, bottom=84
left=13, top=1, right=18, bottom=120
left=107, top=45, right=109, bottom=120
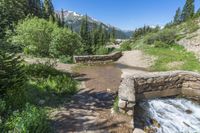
left=49, top=50, right=153, bottom=133
left=116, top=50, right=154, bottom=78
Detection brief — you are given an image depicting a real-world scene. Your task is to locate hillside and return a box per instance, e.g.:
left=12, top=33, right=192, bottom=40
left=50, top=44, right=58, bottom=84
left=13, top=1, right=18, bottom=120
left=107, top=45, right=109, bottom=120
left=56, top=10, right=133, bottom=39
left=120, top=17, right=200, bottom=72
left=178, top=19, right=200, bottom=61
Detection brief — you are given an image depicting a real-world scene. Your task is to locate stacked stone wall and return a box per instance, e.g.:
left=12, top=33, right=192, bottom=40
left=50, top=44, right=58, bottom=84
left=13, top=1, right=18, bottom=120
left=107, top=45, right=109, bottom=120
left=74, top=52, right=122, bottom=63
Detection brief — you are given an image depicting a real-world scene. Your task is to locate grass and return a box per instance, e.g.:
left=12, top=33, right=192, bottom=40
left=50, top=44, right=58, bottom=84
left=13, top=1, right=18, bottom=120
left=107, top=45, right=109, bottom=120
left=135, top=43, right=200, bottom=72
left=25, top=63, right=78, bottom=107
left=0, top=63, right=78, bottom=132
left=113, top=97, right=119, bottom=113
left=129, top=21, right=200, bottom=72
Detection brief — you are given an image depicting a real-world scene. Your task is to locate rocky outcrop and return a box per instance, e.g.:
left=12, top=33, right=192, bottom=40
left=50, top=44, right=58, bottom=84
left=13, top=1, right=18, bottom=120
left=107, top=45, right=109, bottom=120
left=73, top=52, right=122, bottom=63
left=118, top=71, right=200, bottom=129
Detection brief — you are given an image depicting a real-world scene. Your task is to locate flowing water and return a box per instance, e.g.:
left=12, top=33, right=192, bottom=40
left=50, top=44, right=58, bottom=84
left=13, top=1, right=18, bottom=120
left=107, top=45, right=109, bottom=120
left=136, top=98, right=200, bottom=133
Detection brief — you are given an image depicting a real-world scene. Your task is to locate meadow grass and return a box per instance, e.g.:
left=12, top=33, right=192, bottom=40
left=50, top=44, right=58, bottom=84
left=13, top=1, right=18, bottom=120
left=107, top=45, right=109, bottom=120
left=143, top=44, right=200, bottom=72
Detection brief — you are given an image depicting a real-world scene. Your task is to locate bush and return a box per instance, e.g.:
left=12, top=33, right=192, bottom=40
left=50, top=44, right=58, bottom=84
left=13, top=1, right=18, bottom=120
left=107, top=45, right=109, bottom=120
left=120, top=41, right=132, bottom=51
left=50, top=28, right=82, bottom=57
left=10, top=17, right=82, bottom=57
left=153, top=41, right=171, bottom=48
left=186, top=20, right=199, bottom=33
left=95, top=46, right=109, bottom=55
left=145, top=29, right=177, bottom=45
left=10, top=17, right=56, bottom=57
left=4, top=104, right=51, bottom=133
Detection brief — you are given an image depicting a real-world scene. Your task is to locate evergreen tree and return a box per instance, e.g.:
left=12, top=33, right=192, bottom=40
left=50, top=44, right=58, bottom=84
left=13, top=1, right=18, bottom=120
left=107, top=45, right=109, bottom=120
left=0, top=0, right=27, bottom=38
left=44, top=0, right=55, bottom=21
left=98, top=24, right=106, bottom=46
left=196, top=8, right=200, bottom=17
left=181, top=0, right=195, bottom=21
left=80, top=15, right=92, bottom=54
left=41, top=1, right=46, bottom=18
left=55, top=13, right=62, bottom=27
left=35, top=0, right=43, bottom=17
left=91, top=23, right=100, bottom=48
left=27, top=0, right=43, bottom=17
left=70, top=25, right=74, bottom=33
left=111, top=27, right=116, bottom=41
left=174, top=7, right=182, bottom=24
left=0, top=49, right=26, bottom=97
left=61, top=9, right=65, bottom=27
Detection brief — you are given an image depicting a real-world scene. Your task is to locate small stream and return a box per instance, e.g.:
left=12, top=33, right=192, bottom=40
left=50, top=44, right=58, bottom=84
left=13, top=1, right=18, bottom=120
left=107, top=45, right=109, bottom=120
left=135, top=98, right=200, bottom=133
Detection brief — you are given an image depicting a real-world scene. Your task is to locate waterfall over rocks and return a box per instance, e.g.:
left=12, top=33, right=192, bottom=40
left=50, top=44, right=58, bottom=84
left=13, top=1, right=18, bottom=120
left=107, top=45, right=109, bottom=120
left=137, top=98, right=200, bottom=133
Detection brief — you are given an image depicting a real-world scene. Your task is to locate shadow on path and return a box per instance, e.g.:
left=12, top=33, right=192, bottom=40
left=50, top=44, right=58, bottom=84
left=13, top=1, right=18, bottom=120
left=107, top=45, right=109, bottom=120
left=52, top=88, right=128, bottom=133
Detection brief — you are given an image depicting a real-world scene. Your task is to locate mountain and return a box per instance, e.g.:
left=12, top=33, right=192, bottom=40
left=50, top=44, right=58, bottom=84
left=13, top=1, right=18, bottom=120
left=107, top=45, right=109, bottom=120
left=56, top=10, right=133, bottom=39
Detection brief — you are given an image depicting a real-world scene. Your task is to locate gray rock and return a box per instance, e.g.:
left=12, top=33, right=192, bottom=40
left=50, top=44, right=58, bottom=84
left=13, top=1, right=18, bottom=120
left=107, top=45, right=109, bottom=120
left=127, top=109, right=134, bottom=116
left=133, top=128, right=145, bottom=133
left=118, top=77, right=135, bottom=102
left=118, top=99, right=127, bottom=109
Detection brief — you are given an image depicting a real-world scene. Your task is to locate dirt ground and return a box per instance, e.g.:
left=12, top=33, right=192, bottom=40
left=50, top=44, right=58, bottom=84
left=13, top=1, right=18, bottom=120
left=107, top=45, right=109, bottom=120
left=48, top=50, right=153, bottom=133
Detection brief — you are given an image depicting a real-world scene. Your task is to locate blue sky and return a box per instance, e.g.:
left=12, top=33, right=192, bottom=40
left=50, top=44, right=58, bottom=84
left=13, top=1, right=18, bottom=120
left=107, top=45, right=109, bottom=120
left=52, top=0, right=200, bottom=30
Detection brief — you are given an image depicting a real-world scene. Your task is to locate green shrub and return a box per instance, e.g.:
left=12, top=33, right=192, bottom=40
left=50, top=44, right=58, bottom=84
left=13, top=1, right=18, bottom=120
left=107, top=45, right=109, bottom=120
left=38, top=75, right=77, bottom=95
left=50, top=28, right=82, bottom=57
left=5, top=104, right=51, bottom=133
left=10, top=17, right=56, bottom=57
left=145, top=29, right=177, bottom=45
left=10, top=17, right=82, bottom=57
left=186, top=20, right=199, bottom=33
left=120, top=41, right=132, bottom=51
left=95, top=46, right=109, bottom=55
left=153, top=41, right=171, bottom=48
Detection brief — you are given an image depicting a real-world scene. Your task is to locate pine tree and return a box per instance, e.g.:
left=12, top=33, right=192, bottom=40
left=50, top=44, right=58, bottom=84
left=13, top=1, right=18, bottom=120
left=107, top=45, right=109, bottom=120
left=44, top=0, right=55, bottom=21
left=91, top=23, right=100, bottom=48
left=181, top=0, right=195, bottom=21
left=55, top=13, right=62, bottom=27
left=0, top=49, right=26, bottom=96
left=61, top=9, right=65, bottom=27
left=111, top=27, right=116, bottom=42
left=41, top=1, right=46, bottom=18
left=196, top=8, right=200, bottom=17
left=35, top=0, right=43, bottom=17
left=27, top=0, right=42, bottom=17
left=0, top=0, right=27, bottom=38
left=174, top=7, right=182, bottom=24
left=80, top=15, right=92, bottom=54
left=98, top=24, right=106, bottom=46
left=70, top=25, right=74, bottom=33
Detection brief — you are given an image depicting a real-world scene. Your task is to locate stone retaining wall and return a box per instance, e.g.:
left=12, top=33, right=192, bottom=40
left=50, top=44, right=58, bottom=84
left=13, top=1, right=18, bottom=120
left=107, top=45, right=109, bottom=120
left=73, top=52, right=122, bottom=63
left=118, top=71, right=200, bottom=129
